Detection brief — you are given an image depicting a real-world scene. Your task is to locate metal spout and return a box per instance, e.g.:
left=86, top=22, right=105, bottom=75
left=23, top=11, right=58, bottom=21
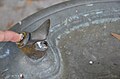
left=17, top=19, right=50, bottom=60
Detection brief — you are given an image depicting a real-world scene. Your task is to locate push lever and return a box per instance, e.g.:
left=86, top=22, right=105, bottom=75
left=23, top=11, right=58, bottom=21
left=17, top=19, right=50, bottom=60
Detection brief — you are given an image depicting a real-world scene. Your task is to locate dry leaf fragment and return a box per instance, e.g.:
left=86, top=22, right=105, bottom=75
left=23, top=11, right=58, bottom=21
left=111, top=33, right=120, bottom=40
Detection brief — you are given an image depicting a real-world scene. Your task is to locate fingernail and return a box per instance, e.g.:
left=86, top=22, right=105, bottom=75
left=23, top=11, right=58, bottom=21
left=19, top=33, right=24, bottom=41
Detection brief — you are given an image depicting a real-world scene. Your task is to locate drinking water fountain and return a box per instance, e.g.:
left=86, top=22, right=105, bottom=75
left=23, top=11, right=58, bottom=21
left=0, top=0, right=120, bottom=79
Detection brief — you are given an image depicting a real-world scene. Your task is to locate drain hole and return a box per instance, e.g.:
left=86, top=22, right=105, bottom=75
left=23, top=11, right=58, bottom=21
left=97, top=62, right=100, bottom=64
left=113, top=63, right=117, bottom=66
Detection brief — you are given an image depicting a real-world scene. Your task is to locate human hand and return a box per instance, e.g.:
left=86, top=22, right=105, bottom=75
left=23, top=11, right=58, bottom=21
left=0, top=31, right=21, bottom=42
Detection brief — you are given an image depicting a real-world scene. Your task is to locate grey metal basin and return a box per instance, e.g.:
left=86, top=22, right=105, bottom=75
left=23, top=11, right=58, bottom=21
left=0, top=0, right=120, bottom=79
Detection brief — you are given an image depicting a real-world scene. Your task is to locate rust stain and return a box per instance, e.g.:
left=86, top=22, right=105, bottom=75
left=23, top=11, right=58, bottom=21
left=111, top=33, right=120, bottom=40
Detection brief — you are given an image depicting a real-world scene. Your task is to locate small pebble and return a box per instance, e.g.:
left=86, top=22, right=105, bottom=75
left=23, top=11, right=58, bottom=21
left=104, top=25, right=106, bottom=29
left=19, top=74, right=24, bottom=79
left=89, top=60, right=93, bottom=65
left=66, top=52, right=71, bottom=55
left=76, top=10, right=78, bottom=13
left=57, top=36, right=61, bottom=40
